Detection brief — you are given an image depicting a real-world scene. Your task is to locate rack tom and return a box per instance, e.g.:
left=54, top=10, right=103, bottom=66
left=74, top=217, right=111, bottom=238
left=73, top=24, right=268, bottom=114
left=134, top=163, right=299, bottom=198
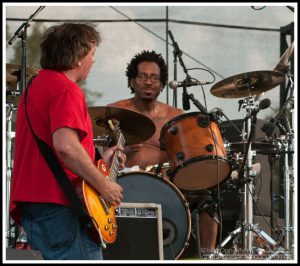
left=160, top=112, right=231, bottom=191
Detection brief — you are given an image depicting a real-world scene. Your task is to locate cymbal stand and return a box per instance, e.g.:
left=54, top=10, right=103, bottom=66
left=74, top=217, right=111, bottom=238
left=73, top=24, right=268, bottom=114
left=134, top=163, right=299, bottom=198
left=281, top=76, right=294, bottom=253
left=6, top=103, right=17, bottom=248
left=192, top=193, right=220, bottom=259
left=275, top=97, right=294, bottom=254
left=214, top=97, right=286, bottom=260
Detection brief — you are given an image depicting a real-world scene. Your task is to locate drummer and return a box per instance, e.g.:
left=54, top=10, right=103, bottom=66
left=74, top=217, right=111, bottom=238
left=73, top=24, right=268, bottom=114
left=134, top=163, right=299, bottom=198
left=107, top=50, right=218, bottom=258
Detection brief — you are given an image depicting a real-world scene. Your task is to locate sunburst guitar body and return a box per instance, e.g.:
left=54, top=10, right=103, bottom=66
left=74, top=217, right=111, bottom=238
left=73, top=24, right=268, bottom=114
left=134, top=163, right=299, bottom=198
left=82, top=159, right=117, bottom=246
left=77, top=120, right=125, bottom=247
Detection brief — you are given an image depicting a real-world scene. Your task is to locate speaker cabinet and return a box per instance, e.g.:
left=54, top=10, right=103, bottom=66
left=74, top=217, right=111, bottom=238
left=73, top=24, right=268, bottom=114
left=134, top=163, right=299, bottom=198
left=103, top=202, right=163, bottom=260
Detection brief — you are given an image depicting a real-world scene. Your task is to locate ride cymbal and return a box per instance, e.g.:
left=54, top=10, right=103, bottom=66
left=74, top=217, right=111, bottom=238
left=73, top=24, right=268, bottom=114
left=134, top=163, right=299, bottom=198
left=210, top=70, right=285, bottom=98
left=88, top=106, right=156, bottom=146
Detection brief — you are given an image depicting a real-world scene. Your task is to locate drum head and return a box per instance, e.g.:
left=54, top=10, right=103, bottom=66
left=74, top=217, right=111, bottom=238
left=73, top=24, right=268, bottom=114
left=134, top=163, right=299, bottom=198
left=117, top=172, right=191, bottom=260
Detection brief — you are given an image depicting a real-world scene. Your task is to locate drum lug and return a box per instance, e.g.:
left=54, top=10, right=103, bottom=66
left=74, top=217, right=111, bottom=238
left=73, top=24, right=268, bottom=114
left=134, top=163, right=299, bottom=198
left=198, top=116, right=210, bottom=128
left=169, top=126, right=178, bottom=135
left=206, top=144, right=214, bottom=152
left=176, top=152, right=185, bottom=161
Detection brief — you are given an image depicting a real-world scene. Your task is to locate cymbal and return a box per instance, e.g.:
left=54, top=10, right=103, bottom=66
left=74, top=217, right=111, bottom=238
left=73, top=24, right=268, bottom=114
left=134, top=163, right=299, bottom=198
left=6, top=63, right=39, bottom=90
left=229, top=141, right=275, bottom=152
left=88, top=106, right=156, bottom=146
left=273, top=42, right=294, bottom=73
left=210, top=70, right=285, bottom=98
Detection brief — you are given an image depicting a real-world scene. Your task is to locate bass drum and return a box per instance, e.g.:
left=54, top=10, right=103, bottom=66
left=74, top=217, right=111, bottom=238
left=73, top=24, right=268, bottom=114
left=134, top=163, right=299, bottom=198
left=117, top=172, right=191, bottom=260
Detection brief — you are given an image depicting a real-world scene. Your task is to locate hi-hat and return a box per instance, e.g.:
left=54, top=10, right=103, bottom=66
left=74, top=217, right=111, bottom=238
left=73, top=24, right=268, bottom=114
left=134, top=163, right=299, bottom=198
left=229, top=141, right=275, bottom=152
left=210, top=70, right=285, bottom=98
left=88, top=106, right=156, bottom=146
left=6, top=63, right=39, bottom=90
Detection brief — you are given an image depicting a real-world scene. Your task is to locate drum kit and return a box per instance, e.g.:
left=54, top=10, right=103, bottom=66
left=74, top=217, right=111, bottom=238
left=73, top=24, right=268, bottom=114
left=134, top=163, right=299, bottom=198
left=5, top=48, right=294, bottom=260
left=84, top=66, right=293, bottom=259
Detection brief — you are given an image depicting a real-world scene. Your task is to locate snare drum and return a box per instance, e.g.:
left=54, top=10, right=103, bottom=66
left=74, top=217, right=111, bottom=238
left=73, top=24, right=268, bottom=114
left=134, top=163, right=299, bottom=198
left=160, top=112, right=231, bottom=191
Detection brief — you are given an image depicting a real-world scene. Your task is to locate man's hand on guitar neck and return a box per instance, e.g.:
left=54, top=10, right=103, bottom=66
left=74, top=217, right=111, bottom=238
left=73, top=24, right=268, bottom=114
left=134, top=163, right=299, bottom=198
left=102, top=145, right=126, bottom=170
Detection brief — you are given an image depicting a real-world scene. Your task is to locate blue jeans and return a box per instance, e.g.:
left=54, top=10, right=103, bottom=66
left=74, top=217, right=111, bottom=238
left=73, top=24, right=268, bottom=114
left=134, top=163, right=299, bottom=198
left=20, top=202, right=103, bottom=260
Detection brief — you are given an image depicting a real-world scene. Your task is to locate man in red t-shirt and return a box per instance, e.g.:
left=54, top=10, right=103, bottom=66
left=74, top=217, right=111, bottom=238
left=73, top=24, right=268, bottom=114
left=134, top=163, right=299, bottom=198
left=10, top=23, right=125, bottom=260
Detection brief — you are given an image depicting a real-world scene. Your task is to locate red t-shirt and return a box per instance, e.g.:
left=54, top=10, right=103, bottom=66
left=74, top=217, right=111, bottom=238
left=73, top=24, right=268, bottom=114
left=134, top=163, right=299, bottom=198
left=10, top=69, right=95, bottom=224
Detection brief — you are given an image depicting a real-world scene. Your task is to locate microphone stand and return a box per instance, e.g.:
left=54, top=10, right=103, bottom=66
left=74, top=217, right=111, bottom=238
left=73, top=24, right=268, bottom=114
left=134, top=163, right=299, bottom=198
left=172, top=42, right=178, bottom=107
left=168, top=31, right=209, bottom=114
left=8, top=6, right=45, bottom=93
left=168, top=30, right=190, bottom=108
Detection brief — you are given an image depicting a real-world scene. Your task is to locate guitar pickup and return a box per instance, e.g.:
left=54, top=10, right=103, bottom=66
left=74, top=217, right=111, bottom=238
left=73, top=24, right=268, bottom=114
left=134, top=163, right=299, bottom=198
left=99, top=197, right=110, bottom=215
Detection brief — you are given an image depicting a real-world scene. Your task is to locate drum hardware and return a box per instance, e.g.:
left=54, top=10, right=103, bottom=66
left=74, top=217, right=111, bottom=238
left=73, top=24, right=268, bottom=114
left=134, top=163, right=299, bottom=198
left=88, top=106, right=155, bottom=146
left=6, top=103, right=18, bottom=248
left=210, top=107, right=242, bottom=137
left=261, top=96, right=294, bottom=138
left=277, top=120, right=294, bottom=252
left=214, top=96, right=287, bottom=259
left=264, top=66, right=294, bottom=254
left=229, top=141, right=276, bottom=154
left=187, top=191, right=222, bottom=259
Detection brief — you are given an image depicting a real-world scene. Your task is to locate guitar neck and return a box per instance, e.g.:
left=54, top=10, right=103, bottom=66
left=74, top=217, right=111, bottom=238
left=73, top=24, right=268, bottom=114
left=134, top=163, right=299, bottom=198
left=109, top=132, right=125, bottom=182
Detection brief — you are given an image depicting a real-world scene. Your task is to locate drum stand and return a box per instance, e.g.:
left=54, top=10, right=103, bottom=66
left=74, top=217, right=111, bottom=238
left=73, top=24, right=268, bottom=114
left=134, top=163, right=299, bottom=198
left=6, top=103, right=18, bottom=248
left=192, top=193, right=220, bottom=259
left=214, top=97, right=289, bottom=260
left=273, top=97, right=294, bottom=254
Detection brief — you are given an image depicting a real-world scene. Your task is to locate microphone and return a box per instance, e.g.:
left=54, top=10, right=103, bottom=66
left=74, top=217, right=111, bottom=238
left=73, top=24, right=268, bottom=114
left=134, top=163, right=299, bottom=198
left=182, top=89, right=190, bottom=110
left=169, top=80, right=209, bottom=89
left=245, top=98, right=271, bottom=119
left=261, top=97, right=292, bottom=137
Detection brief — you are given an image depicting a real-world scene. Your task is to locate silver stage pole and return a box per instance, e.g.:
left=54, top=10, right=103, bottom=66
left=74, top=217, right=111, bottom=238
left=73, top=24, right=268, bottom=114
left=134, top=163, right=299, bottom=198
left=6, top=104, right=16, bottom=248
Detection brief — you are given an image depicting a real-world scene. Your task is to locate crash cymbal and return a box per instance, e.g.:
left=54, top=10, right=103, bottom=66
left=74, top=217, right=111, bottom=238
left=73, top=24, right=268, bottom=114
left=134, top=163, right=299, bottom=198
left=6, top=63, right=39, bottom=90
left=229, top=141, right=275, bottom=152
left=273, top=42, right=294, bottom=73
left=88, top=106, right=156, bottom=146
left=210, top=70, right=285, bottom=98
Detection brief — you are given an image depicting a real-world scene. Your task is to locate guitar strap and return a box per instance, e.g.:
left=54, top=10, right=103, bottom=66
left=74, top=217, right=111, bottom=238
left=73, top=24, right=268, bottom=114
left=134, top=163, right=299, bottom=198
left=24, top=75, right=94, bottom=231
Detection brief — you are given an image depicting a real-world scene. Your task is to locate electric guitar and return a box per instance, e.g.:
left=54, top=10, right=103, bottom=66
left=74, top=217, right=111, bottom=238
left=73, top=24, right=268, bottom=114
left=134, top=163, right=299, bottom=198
left=76, top=120, right=125, bottom=247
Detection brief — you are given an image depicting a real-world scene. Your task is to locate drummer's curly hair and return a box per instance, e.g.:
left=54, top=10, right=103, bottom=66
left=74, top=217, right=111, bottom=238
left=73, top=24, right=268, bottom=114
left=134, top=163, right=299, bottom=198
left=126, top=50, right=168, bottom=94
